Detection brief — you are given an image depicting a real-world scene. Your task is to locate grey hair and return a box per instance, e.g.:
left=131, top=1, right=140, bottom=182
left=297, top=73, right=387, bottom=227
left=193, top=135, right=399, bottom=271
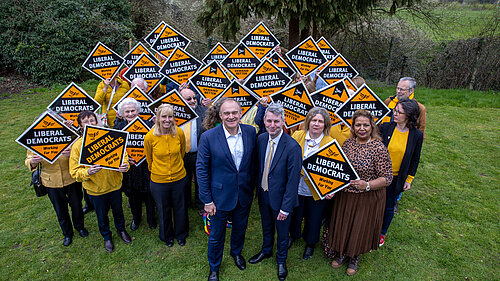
left=117, top=97, right=141, bottom=117
left=265, top=102, right=285, bottom=121
left=131, top=77, right=149, bottom=92
left=399, top=77, right=416, bottom=90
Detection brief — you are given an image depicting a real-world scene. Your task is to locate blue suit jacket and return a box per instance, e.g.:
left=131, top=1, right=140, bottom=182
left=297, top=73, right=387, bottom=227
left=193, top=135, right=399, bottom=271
left=196, top=124, right=256, bottom=212
left=257, top=132, right=302, bottom=213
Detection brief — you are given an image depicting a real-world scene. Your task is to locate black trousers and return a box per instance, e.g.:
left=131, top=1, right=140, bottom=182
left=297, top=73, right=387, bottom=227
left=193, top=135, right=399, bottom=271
left=290, top=195, right=328, bottom=245
left=88, top=189, right=125, bottom=241
left=183, top=152, right=203, bottom=210
left=46, top=182, right=84, bottom=238
left=128, top=190, right=156, bottom=227
left=150, top=177, right=188, bottom=242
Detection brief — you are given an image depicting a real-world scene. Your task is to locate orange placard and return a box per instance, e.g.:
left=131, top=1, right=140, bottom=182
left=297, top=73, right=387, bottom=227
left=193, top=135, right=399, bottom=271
left=82, top=42, right=124, bottom=80
left=241, top=22, right=280, bottom=59
left=79, top=125, right=128, bottom=170
left=144, top=21, right=166, bottom=47
left=112, top=86, right=154, bottom=122
left=213, top=81, right=259, bottom=119
left=122, top=117, right=150, bottom=166
left=244, top=58, right=291, bottom=98
left=221, top=42, right=261, bottom=80
left=303, top=139, right=359, bottom=199
left=318, top=53, right=358, bottom=85
left=202, top=42, right=229, bottom=65
left=16, top=112, right=79, bottom=164
left=148, top=90, right=199, bottom=127
left=316, top=36, right=338, bottom=61
left=159, top=47, right=202, bottom=86
left=310, top=80, right=351, bottom=126
left=269, top=81, right=314, bottom=129
left=189, top=61, right=231, bottom=100
left=151, top=23, right=190, bottom=58
left=122, top=53, right=163, bottom=94
left=123, top=42, right=159, bottom=67
left=286, top=36, right=327, bottom=76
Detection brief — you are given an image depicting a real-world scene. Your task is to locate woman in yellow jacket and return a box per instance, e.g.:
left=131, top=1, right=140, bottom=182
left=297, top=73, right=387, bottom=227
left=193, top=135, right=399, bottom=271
left=25, top=119, right=87, bottom=246
left=144, top=104, right=188, bottom=247
left=94, top=77, right=130, bottom=127
left=289, top=107, right=336, bottom=260
left=69, top=111, right=131, bottom=253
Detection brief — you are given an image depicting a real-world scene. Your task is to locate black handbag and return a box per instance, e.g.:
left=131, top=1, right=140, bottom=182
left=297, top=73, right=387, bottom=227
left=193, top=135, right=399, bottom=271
left=30, top=163, right=47, bottom=197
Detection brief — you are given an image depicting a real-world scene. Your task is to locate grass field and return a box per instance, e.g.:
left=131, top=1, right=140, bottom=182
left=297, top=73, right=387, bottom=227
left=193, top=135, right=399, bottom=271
left=0, top=80, right=499, bottom=280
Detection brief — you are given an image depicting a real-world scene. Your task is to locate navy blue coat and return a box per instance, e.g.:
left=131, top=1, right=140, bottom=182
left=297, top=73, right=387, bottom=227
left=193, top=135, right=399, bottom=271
left=196, top=124, right=256, bottom=211
left=256, top=132, right=302, bottom=213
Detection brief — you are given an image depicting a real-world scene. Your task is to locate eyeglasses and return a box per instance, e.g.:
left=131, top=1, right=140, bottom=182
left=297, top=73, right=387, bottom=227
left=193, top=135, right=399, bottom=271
left=393, top=109, right=405, bottom=115
left=185, top=96, right=194, bottom=101
left=396, top=87, right=410, bottom=92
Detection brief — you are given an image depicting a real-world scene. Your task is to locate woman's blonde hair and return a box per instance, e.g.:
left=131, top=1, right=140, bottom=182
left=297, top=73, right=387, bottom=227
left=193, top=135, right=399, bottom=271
left=153, top=104, right=177, bottom=137
left=303, top=107, right=331, bottom=136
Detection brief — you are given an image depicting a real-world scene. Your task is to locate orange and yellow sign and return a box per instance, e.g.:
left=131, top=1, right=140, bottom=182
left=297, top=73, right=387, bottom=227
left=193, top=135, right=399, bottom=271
left=221, top=42, right=261, bottom=80
left=269, top=81, right=314, bottom=129
left=244, top=58, right=291, bottom=99
left=145, top=21, right=166, bottom=47
left=335, top=85, right=391, bottom=127
left=160, top=47, right=202, bottom=86
left=213, top=81, right=259, bottom=118
left=122, top=53, right=163, bottom=94
left=310, top=80, right=351, bottom=126
left=151, top=23, right=190, bottom=58
left=79, top=125, right=128, bottom=170
left=302, top=139, right=359, bottom=199
left=123, top=42, right=158, bottom=67
left=241, top=22, right=280, bottom=59
left=202, top=42, right=229, bottom=65
left=316, top=37, right=338, bottom=61
left=122, top=117, right=150, bottom=166
left=113, top=86, right=154, bottom=122
left=47, top=82, right=101, bottom=127
left=318, top=53, right=358, bottom=85
left=189, top=61, right=231, bottom=100
left=16, top=112, right=79, bottom=164
left=82, top=42, right=124, bottom=80
left=148, top=90, right=199, bottom=127
left=286, top=36, right=327, bottom=76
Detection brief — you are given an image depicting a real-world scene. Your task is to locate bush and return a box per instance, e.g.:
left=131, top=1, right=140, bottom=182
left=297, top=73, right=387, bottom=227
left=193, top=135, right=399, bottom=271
left=0, top=0, right=135, bottom=85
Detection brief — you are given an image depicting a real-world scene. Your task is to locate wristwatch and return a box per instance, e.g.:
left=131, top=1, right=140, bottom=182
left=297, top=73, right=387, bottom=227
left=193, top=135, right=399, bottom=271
left=365, top=181, right=371, bottom=191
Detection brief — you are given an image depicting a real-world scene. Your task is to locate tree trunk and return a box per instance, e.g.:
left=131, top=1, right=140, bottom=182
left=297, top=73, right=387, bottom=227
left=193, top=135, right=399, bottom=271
left=288, top=15, right=300, bottom=49
left=385, top=36, right=394, bottom=83
left=469, top=37, right=484, bottom=90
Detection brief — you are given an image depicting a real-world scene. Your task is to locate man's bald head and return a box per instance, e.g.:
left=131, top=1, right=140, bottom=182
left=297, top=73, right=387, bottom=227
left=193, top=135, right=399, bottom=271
left=180, top=88, right=197, bottom=108
left=131, top=78, right=148, bottom=92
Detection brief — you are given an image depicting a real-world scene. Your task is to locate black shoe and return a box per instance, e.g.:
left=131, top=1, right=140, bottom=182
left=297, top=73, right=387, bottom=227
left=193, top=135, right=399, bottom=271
left=148, top=224, right=157, bottom=230
left=104, top=239, right=114, bottom=252
left=231, top=253, right=246, bottom=270
left=207, top=270, right=219, bottom=281
left=287, top=238, right=296, bottom=249
left=178, top=239, right=186, bottom=246
left=83, top=205, right=94, bottom=214
left=118, top=231, right=132, bottom=244
left=130, top=220, right=139, bottom=231
left=278, top=263, right=287, bottom=281
left=302, top=245, right=314, bottom=260
left=63, top=236, right=72, bottom=246
left=78, top=228, right=89, bottom=238
left=248, top=251, right=272, bottom=264
left=166, top=240, right=174, bottom=247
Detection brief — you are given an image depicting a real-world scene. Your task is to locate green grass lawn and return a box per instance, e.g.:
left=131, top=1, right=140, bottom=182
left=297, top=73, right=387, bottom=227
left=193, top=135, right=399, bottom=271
left=0, top=80, right=499, bottom=280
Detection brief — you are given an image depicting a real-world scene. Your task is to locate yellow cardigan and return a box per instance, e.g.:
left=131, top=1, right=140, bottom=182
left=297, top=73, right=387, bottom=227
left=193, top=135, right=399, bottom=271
left=144, top=126, right=186, bottom=183
left=25, top=150, right=76, bottom=188
left=292, top=130, right=334, bottom=200
left=94, top=77, right=130, bottom=127
left=69, top=138, right=129, bottom=196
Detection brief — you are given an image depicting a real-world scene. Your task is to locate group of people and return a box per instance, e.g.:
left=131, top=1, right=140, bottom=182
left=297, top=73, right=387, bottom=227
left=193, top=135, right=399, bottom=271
left=25, top=73, right=426, bottom=280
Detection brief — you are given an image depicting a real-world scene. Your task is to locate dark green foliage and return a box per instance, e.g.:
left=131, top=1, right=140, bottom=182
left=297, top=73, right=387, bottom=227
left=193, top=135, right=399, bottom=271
left=0, top=0, right=135, bottom=85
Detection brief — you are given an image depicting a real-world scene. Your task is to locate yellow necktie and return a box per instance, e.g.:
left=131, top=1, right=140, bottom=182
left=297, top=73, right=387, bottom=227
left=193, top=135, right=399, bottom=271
left=185, top=122, right=191, bottom=153
left=262, top=140, right=274, bottom=191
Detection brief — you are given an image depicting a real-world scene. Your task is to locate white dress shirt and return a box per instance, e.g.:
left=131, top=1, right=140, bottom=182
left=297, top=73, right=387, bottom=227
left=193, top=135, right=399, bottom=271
left=298, top=131, right=324, bottom=197
left=223, top=125, right=243, bottom=171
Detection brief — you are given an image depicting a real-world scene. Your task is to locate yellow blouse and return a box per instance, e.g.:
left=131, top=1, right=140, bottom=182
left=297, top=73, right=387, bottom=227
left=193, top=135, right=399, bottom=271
left=387, top=128, right=414, bottom=183
left=94, top=77, right=130, bottom=127
left=144, top=126, right=186, bottom=183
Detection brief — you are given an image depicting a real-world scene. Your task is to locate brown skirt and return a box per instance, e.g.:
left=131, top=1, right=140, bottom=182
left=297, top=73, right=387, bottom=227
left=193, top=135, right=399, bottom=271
left=322, top=189, right=386, bottom=258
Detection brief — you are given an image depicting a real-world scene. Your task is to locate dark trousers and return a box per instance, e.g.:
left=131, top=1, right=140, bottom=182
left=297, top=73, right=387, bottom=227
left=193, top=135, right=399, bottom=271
left=258, top=191, right=292, bottom=264
left=208, top=201, right=251, bottom=272
left=46, top=182, right=84, bottom=238
left=382, top=176, right=400, bottom=235
left=128, top=190, right=156, bottom=227
left=183, top=152, right=203, bottom=210
left=290, top=195, right=328, bottom=245
left=83, top=189, right=93, bottom=209
left=88, top=189, right=125, bottom=241
left=150, top=177, right=188, bottom=243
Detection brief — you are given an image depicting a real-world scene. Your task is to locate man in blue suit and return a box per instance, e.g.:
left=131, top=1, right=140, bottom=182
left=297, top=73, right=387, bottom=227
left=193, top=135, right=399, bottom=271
left=248, top=103, right=302, bottom=281
left=196, top=97, right=256, bottom=281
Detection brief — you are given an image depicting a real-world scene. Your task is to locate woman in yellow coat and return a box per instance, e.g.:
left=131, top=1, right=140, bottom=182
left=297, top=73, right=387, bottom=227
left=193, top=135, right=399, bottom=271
left=144, top=104, right=188, bottom=247
left=69, top=110, right=131, bottom=253
left=94, top=76, right=130, bottom=127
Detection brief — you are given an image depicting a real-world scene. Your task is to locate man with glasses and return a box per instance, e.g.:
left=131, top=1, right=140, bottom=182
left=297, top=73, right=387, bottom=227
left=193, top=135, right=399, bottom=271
left=384, top=77, right=427, bottom=140
left=180, top=87, right=208, bottom=217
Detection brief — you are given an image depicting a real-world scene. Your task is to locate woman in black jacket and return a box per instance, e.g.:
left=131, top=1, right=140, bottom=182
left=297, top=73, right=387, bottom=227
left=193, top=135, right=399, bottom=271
left=114, top=98, right=156, bottom=231
left=379, top=97, right=423, bottom=247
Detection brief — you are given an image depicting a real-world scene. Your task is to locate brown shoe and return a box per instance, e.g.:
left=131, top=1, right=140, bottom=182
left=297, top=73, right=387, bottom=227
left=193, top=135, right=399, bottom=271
left=104, top=239, right=114, bottom=253
left=118, top=230, right=132, bottom=244
left=346, top=256, right=360, bottom=276
left=331, top=253, right=347, bottom=269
